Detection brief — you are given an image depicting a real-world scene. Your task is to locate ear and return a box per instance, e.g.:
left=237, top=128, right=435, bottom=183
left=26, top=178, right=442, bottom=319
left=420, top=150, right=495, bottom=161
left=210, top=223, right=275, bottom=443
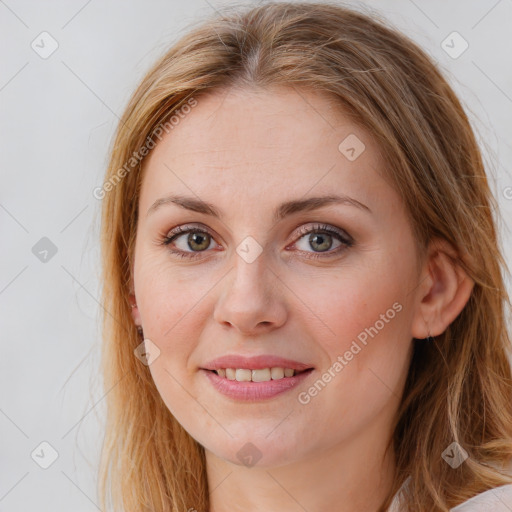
left=411, top=238, right=474, bottom=339
left=128, top=287, right=142, bottom=327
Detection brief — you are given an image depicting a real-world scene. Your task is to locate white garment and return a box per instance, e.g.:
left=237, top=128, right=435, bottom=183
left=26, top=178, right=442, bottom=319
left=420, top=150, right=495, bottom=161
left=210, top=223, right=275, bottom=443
left=388, top=482, right=512, bottom=511
left=451, top=484, right=512, bottom=511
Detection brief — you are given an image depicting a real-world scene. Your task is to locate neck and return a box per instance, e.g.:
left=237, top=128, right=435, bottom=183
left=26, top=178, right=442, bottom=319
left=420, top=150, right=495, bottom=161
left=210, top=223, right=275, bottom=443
left=206, top=415, right=396, bottom=512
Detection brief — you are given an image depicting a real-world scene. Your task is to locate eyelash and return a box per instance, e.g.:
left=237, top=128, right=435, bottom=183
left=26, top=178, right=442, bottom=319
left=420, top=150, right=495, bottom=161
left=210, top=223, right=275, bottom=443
left=161, top=223, right=354, bottom=261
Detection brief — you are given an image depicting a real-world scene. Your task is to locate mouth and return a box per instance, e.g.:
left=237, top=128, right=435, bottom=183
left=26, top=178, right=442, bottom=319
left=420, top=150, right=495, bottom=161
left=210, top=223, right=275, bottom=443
left=205, top=367, right=314, bottom=382
left=200, top=354, right=315, bottom=400
left=201, top=366, right=315, bottom=401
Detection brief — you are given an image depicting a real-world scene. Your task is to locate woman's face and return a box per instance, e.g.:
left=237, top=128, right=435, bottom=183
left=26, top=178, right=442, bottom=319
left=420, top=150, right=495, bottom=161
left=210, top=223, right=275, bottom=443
left=132, top=86, right=424, bottom=468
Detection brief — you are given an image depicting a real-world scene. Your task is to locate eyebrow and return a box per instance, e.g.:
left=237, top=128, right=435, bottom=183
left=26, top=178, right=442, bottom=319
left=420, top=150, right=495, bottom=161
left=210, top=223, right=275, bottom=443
left=146, top=193, right=371, bottom=222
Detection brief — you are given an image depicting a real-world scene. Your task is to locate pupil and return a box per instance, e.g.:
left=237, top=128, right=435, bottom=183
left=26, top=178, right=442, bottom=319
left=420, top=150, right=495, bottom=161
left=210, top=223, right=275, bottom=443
left=310, top=233, right=331, bottom=252
left=189, top=232, right=209, bottom=251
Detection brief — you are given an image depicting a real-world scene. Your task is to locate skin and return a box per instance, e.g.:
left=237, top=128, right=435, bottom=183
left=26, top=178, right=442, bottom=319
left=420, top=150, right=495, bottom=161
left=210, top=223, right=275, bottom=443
left=129, top=85, right=474, bottom=512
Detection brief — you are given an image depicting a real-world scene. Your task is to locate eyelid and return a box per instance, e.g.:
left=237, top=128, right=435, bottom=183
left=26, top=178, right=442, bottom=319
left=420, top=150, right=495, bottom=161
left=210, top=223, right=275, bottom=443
left=291, top=222, right=353, bottom=244
left=163, top=223, right=218, bottom=241
left=164, top=222, right=351, bottom=241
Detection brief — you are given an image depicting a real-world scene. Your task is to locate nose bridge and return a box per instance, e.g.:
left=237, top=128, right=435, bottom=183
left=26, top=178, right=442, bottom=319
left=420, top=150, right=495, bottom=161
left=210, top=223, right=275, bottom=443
left=213, top=245, right=286, bottom=333
left=225, top=247, right=273, bottom=307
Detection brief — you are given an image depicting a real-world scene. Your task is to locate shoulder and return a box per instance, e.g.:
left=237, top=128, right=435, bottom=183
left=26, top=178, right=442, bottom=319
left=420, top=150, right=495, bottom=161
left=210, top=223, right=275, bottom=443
left=450, top=484, right=512, bottom=511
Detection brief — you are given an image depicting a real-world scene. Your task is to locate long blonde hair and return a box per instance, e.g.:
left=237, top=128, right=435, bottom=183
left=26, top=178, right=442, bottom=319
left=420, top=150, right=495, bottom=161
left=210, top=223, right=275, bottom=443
left=97, top=2, right=512, bottom=511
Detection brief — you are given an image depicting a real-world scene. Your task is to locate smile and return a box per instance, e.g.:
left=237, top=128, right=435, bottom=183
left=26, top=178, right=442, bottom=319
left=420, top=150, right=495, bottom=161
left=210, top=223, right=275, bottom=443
left=213, top=367, right=306, bottom=382
left=202, top=368, right=314, bottom=401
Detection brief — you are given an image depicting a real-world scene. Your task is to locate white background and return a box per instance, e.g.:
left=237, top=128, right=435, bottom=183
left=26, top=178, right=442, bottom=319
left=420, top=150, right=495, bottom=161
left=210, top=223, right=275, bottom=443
left=1, top=0, right=511, bottom=510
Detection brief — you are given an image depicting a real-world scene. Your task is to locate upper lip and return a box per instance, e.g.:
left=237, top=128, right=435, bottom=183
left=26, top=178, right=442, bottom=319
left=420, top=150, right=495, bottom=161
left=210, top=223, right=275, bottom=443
left=201, top=354, right=314, bottom=371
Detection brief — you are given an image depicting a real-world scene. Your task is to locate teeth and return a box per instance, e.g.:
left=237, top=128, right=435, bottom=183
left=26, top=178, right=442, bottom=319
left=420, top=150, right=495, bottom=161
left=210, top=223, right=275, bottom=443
left=235, top=369, right=252, bottom=382
left=251, top=368, right=271, bottom=382
left=215, top=367, right=298, bottom=381
left=271, top=367, right=284, bottom=380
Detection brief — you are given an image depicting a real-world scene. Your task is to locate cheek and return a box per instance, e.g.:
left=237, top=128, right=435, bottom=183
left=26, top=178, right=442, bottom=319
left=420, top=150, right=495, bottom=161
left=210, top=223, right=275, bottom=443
left=291, top=258, right=412, bottom=402
left=290, top=260, right=405, bottom=349
left=134, top=249, right=206, bottom=333
left=298, top=258, right=412, bottom=415
left=137, top=266, right=206, bottom=413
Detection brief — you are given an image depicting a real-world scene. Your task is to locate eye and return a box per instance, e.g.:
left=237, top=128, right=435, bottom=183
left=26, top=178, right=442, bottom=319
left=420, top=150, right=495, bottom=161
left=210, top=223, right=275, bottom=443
left=290, top=223, right=353, bottom=260
left=162, top=224, right=218, bottom=259
left=161, top=222, right=353, bottom=260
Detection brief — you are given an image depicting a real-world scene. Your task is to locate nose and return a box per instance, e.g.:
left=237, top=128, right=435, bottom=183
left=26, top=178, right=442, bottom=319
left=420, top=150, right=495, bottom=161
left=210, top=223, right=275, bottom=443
left=213, top=251, right=287, bottom=336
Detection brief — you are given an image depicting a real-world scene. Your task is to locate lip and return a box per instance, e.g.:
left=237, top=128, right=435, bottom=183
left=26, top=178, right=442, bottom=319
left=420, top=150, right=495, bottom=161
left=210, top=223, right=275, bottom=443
left=201, top=354, right=314, bottom=371
left=201, top=367, right=315, bottom=401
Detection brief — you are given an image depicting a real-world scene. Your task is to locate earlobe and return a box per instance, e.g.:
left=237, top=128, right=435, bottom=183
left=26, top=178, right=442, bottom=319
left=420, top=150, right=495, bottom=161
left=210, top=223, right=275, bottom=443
left=129, top=292, right=142, bottom=326
left=411, top=238, right=474, bottom=339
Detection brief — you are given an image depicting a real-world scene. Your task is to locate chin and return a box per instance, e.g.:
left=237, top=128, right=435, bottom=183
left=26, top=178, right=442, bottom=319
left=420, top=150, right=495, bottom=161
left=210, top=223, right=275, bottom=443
left=204, top=437, right=306, bottom=469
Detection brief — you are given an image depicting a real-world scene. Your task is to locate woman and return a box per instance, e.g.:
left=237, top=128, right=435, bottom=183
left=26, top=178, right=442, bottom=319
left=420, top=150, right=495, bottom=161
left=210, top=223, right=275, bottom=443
left=97, top=2, right=512, bottom=511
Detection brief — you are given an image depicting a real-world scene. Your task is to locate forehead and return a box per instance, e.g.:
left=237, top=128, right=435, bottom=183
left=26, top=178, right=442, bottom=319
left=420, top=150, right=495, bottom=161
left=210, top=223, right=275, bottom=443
left=139, top=86, right=396, bottom=221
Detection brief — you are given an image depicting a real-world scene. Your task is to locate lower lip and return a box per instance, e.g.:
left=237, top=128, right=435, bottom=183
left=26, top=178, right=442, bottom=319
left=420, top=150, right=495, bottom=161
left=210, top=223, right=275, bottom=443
left=201, top=369, right=314, bottom=401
